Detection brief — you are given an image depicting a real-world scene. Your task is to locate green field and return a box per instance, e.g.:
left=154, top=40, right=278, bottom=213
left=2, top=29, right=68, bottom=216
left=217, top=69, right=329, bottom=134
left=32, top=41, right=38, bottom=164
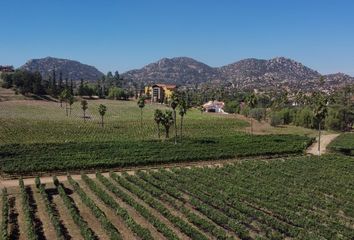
left=0, top=99, right=248, bottom=144
left=328, top=133, right=354, bottom=155
left=0, top=98, right=315, bottom=175
left=0, top=134, right=311, bottom=174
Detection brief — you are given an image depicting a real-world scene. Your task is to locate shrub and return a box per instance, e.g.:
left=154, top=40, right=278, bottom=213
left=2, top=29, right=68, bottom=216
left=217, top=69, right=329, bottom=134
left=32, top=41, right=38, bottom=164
left=270, top=112, right=283, bottom=127
left=224, top=101, right=240, bottom=114
left=249, top=108, right=266, bottom=121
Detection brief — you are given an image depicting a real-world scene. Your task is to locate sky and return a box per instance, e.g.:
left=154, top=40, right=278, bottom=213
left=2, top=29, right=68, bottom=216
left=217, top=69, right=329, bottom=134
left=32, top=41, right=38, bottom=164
left=1, top=0, right=354, bottom=75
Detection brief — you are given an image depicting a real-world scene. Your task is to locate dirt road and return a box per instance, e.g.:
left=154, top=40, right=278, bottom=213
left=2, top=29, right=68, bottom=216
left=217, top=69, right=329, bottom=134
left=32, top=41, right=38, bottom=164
left=306, top=133, right=339, bottom=156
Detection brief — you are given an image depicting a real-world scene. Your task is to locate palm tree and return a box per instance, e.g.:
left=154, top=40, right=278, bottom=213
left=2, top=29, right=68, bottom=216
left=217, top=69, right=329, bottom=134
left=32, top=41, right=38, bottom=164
left=60, top=89, right=71, bottom=116
left=170, top=93, right=179, bottom=144
left=161, top=110, right=174, bottom=139
left=59, top=90, right=65, bottom=108
left=68, top=95, right=74, bottom=115
left=178, top=99, right=187, bottom=140
left=137, top=96, right=145, bottom=129
left=81, top=100, right=88, bottom=122
left=246, top=93, right=257, bottom=134
left=154, top=109, right=163, bottom=139
left=98, top=104, right=107, bottom=127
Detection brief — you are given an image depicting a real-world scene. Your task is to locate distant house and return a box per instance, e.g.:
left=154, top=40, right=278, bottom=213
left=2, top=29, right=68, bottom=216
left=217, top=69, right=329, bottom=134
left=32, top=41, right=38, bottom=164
left=0, top=65, right=14, bottom=73
left=145, top=84, right=177, bottom=103
left=203, top=100, right=225, bottom=113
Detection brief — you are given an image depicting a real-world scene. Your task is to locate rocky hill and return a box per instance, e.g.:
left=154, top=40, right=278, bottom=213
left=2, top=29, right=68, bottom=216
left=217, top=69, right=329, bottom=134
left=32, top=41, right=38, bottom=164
left=123, top=57, right=221, bottom=85
left=123, top=57, right=354, bottom=90
left=20, top=57, right=104, bottom=81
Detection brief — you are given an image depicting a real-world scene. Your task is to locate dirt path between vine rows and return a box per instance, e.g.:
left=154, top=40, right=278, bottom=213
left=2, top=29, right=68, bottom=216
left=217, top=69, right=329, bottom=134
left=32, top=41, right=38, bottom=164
left=306, top=133, right=340, bottom=156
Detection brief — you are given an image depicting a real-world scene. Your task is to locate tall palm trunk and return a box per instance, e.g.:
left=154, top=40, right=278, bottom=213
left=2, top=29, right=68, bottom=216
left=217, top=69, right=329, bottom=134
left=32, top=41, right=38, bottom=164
left=318, top=121, right=321, bottom=156
left=250, top=118, right=253, bottom=135
left=173, top=110, right=177, bottom=144
left=180, top=116, right=183, bottom=140
left=157, top=123, right=160, bottom=139
left=165, top=126, right=170, bottom=138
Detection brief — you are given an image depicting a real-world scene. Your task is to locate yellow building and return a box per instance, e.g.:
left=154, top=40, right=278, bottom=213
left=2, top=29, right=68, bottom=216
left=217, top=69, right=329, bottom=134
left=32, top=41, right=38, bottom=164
left=145, top=84, right=177, bottom=103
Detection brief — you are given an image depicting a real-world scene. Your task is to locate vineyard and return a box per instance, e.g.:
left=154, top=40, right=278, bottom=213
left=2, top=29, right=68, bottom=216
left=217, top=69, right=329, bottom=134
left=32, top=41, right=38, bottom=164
left=0, top=134, right=312, bottom=175
left=328, top=133, right=354, bottom=156
left=0, top=99, right=314, bottom=176
left=1, top=155, right=353, bottom=240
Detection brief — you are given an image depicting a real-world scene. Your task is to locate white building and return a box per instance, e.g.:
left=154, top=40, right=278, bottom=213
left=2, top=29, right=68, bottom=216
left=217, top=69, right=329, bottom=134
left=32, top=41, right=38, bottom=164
left=202, top=100, right=226, bottom=113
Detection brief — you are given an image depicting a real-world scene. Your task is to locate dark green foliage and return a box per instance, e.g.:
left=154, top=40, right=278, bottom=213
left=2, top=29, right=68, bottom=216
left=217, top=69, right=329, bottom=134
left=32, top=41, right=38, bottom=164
left=293, top=107, right=314, bottom=128
left=224, top=101, right=240, bottom=114
left=96, top=173, right=179, bottom=240
left=110, top=172, right=208, bottom=240
left=249, top=108, right=266, bottom=122
left=4, top=70, right=45, bottom=95
left=270, top=112, right=283, bottom=127
left=19, top=178, right=38, bottom=240
left=1, top=73, right=13, bottom=89
left=77, top=79, right=96, bottom=97
left=132, top=155, right=354, bottom=239
left=0, top=134, right=312, bottom=174
left=53, top=176, right=96, bottom=240
left=107, top=87, right=129, bottom=100
left=328, top=133, right=354, bottom=155
left=1, top=188, right=9, bottom=240
left=67, top=176, right=122, bottom=240
left=160, top=110, right=174, bottom=138
left=130, top=171, right=233, bottom=240
left=81, top=174, right=153, bottom=240
left=35, top=177, right=65, bottom=240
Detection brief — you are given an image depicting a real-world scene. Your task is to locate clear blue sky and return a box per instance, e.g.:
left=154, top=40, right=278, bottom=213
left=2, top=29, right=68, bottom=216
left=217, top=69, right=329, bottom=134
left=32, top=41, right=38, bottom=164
left=1, top=0, right=354, bottom=75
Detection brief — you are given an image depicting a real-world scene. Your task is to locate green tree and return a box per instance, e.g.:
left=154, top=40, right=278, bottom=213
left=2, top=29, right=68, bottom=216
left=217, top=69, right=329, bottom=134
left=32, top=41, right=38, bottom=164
left=68, top=94, right=74, bottom=115
left=98, top=104, right=107, bottom=127
left=137, top=97, right=145, bottom=130
left=60, top=89, right=71, bottom=116
left=313, top=92, right=328, bottom=156
left=170, top=93, right=179, bottom=144
left=59, top=90, right=65, bottom=108
left=246, top=93, right=258, bottom=135
left=154, top=109, right=163, bottom=139
left=161, top=110, right=174, bottom=139
left=178, top=99, right=187, bottom=140
left=81, top=100, right=88, bottom=122
left=108, top=87, right=128, bottom=100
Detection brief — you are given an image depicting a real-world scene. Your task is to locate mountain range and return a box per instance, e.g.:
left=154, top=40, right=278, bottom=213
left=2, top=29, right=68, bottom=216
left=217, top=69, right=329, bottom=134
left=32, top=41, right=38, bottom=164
left=19, top=56, right=353, bottom=91
left=122, top=57, right=354, bottom=90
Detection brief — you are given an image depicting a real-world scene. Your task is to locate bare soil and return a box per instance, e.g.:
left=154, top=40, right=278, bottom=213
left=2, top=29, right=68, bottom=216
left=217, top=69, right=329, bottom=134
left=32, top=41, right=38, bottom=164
left=306, top=134, right=340, bottom=155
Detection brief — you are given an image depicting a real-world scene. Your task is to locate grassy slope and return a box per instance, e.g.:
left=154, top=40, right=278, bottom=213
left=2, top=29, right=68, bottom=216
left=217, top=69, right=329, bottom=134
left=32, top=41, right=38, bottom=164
left=0, top=99, right=248, bottom=143
left=328, top=133, right=354, bottom=155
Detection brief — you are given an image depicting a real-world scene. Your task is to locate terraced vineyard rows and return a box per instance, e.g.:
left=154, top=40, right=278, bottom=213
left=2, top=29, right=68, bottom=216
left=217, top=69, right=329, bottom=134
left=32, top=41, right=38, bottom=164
left=1, top=155, right=353, bottom=239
